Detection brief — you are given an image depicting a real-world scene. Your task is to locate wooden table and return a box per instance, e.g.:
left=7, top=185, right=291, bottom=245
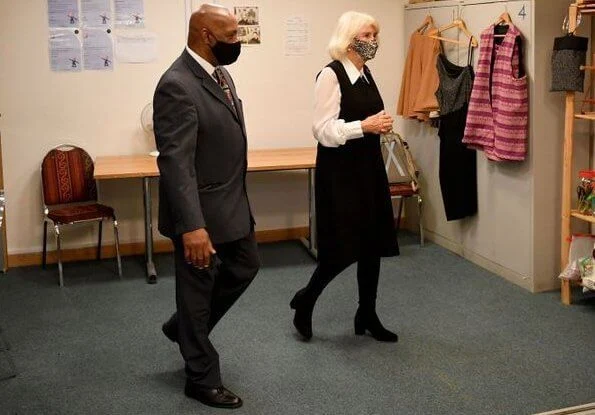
left=94, top=147, right=317, bottom=282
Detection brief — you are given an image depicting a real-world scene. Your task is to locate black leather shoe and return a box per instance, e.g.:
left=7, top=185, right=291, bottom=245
left=184, top=381, right=243, bottom=409
left=354, top=308, right=398, bottom=343
left=161, top=321, right=177, bottom=343
left=290, top=288, right=314, bottom=340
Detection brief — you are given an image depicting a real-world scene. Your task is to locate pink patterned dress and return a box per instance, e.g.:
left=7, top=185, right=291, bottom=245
left=463, top=24, right=528, bottom=161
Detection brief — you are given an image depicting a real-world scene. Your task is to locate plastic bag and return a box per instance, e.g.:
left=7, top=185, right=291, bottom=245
left=559, top=234, right=595, bottom=280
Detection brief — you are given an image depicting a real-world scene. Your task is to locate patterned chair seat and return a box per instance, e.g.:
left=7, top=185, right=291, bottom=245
left=389, top=182, right=417, bottom=198
left=47, top=203, right=114, bottom=224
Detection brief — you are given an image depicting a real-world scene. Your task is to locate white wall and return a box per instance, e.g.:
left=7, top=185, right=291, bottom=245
left=0, top=0, right=404, bottom=255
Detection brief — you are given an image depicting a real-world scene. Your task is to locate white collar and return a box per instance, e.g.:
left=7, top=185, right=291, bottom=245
left=186, top=45, right=216, bottom=80
left=340, top=58, right=369, bottom=84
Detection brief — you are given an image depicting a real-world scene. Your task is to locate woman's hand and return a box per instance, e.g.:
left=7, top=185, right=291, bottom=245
left=361, top=110, right=394, bottom=135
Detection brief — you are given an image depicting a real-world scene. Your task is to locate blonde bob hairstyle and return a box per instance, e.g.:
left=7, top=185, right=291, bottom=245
left=328, top=11, right=380, bottom=61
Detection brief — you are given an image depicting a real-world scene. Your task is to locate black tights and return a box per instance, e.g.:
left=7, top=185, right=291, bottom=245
left=303, top=255, right=381, bottom=310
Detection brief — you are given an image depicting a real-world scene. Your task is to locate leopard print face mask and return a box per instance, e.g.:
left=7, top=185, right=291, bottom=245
left=351, top=38, right=378, bottom=61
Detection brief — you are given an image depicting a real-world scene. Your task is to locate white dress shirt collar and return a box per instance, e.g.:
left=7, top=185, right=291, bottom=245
left=340, top=58, right=369, bottom=85
left=186, top=45, right=216, bottom=80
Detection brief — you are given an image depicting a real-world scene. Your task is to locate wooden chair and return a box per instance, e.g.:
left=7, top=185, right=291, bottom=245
left=381, top=132, right=424, bottom=246
left=41, top=145, right=122, bottom=287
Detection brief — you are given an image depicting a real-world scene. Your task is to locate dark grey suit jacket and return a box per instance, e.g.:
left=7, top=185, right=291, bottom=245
left=153, top=49, right=253, bottom=244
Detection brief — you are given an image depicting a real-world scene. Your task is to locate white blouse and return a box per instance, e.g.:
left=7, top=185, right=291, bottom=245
left=312, top=58, right=370, bottom=148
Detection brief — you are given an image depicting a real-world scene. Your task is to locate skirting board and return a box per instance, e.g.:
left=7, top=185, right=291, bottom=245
left=7, top=226, right=309, bottom=268
left=422, top=228, right=534, bottom=292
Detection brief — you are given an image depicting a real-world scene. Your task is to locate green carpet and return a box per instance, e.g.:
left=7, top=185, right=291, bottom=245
left=0, top=234, right=593, bottom=415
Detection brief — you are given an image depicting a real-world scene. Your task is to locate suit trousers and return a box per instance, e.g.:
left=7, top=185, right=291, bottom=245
left=166, top=231, right=259, bottom=388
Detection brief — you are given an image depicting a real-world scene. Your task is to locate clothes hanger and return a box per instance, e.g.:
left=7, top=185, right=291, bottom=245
left=427, top=18, right=478, bottom=47
left=494, top=11, right=512, bottom=38
left=494, top=11, right=512, bottom=26
left=562, top=11, right=582, bottom=35
left=416, top=13, right=434, bottom=34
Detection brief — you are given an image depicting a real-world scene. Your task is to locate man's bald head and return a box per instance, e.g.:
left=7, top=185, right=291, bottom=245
left=188, top=4, right=237, bottom=52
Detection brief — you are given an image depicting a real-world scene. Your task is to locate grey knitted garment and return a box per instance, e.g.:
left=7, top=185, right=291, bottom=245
left=551, top=49, right=586, bottom=92
left=551, top=34, right=588, bottom=92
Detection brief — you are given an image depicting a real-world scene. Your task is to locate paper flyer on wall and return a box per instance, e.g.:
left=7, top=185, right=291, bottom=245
left=49, top=29, right=82, bottom=72
left=285, top=16, right=310, bottom=56
left=114, top=0, right=145, bottom=28
left=48, top=0, right=80, bottom=28
left=82, top=28, right=114, bottom=70
left=81, top=0, right=112, bottom=27
left=235, top=6, right=261, bottom=45
left=115, top=32, right=158, bottom=63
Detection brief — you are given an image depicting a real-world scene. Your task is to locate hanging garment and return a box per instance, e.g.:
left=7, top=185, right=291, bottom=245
left=550, top=34, right=588, bottom=92
left=397, top=30, right=441, bottom=122
left=435, top=43, right=478, bottom=221
left=463, top=24, right=528, bottom=162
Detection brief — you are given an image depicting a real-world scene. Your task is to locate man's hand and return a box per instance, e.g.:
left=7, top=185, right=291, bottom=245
left=182, top=228, right=216, bottom=269
left=361, top=110, right=394, bottom=135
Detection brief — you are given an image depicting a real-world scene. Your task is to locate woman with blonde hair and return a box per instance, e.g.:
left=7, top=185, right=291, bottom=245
left=290, top=11, right=399, bottom=342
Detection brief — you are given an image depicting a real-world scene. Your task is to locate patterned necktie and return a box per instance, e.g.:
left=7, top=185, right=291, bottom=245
left=213, top=67, right=237, bottom=114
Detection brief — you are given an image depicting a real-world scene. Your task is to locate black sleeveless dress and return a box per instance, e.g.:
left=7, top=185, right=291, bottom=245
left=315, top=61, right=399, bottom=264
left=435, top=45, right=478, bottom=221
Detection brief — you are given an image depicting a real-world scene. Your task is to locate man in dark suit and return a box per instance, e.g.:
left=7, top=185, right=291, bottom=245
left=153, top=4, right=259, bottom=410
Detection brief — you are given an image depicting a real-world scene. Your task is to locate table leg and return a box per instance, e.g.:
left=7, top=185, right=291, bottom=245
left=143, top=177, right=157, bottom=284
left=300, top=168, right=317, bottom=259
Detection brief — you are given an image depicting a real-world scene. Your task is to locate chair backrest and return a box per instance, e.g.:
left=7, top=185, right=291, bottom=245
left=380, top=132, right=420, bottom=188
left=41, top=145, right=97, bottom=206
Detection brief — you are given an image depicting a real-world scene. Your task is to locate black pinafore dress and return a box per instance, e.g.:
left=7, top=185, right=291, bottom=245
left=315, top=61, right=399, bottom=264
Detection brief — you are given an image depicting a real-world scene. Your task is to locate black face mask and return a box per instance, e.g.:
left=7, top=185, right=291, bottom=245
left=211, top=38, right=241, bottom=65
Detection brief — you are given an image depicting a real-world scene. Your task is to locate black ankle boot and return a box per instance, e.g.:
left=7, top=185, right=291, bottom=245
left=290, top=288, right=315, bottom=340
left=354, top=308, right=398, bottom=343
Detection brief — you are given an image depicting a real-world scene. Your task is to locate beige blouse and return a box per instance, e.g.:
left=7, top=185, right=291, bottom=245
left=397, top=29, right=441, bottom=122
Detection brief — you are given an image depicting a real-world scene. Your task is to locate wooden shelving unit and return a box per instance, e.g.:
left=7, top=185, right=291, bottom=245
left=561, top=3, right=593, bottom=304
left=570, top=210, right=595, bottom=223
left=577, top=0, right=595, bottom=14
